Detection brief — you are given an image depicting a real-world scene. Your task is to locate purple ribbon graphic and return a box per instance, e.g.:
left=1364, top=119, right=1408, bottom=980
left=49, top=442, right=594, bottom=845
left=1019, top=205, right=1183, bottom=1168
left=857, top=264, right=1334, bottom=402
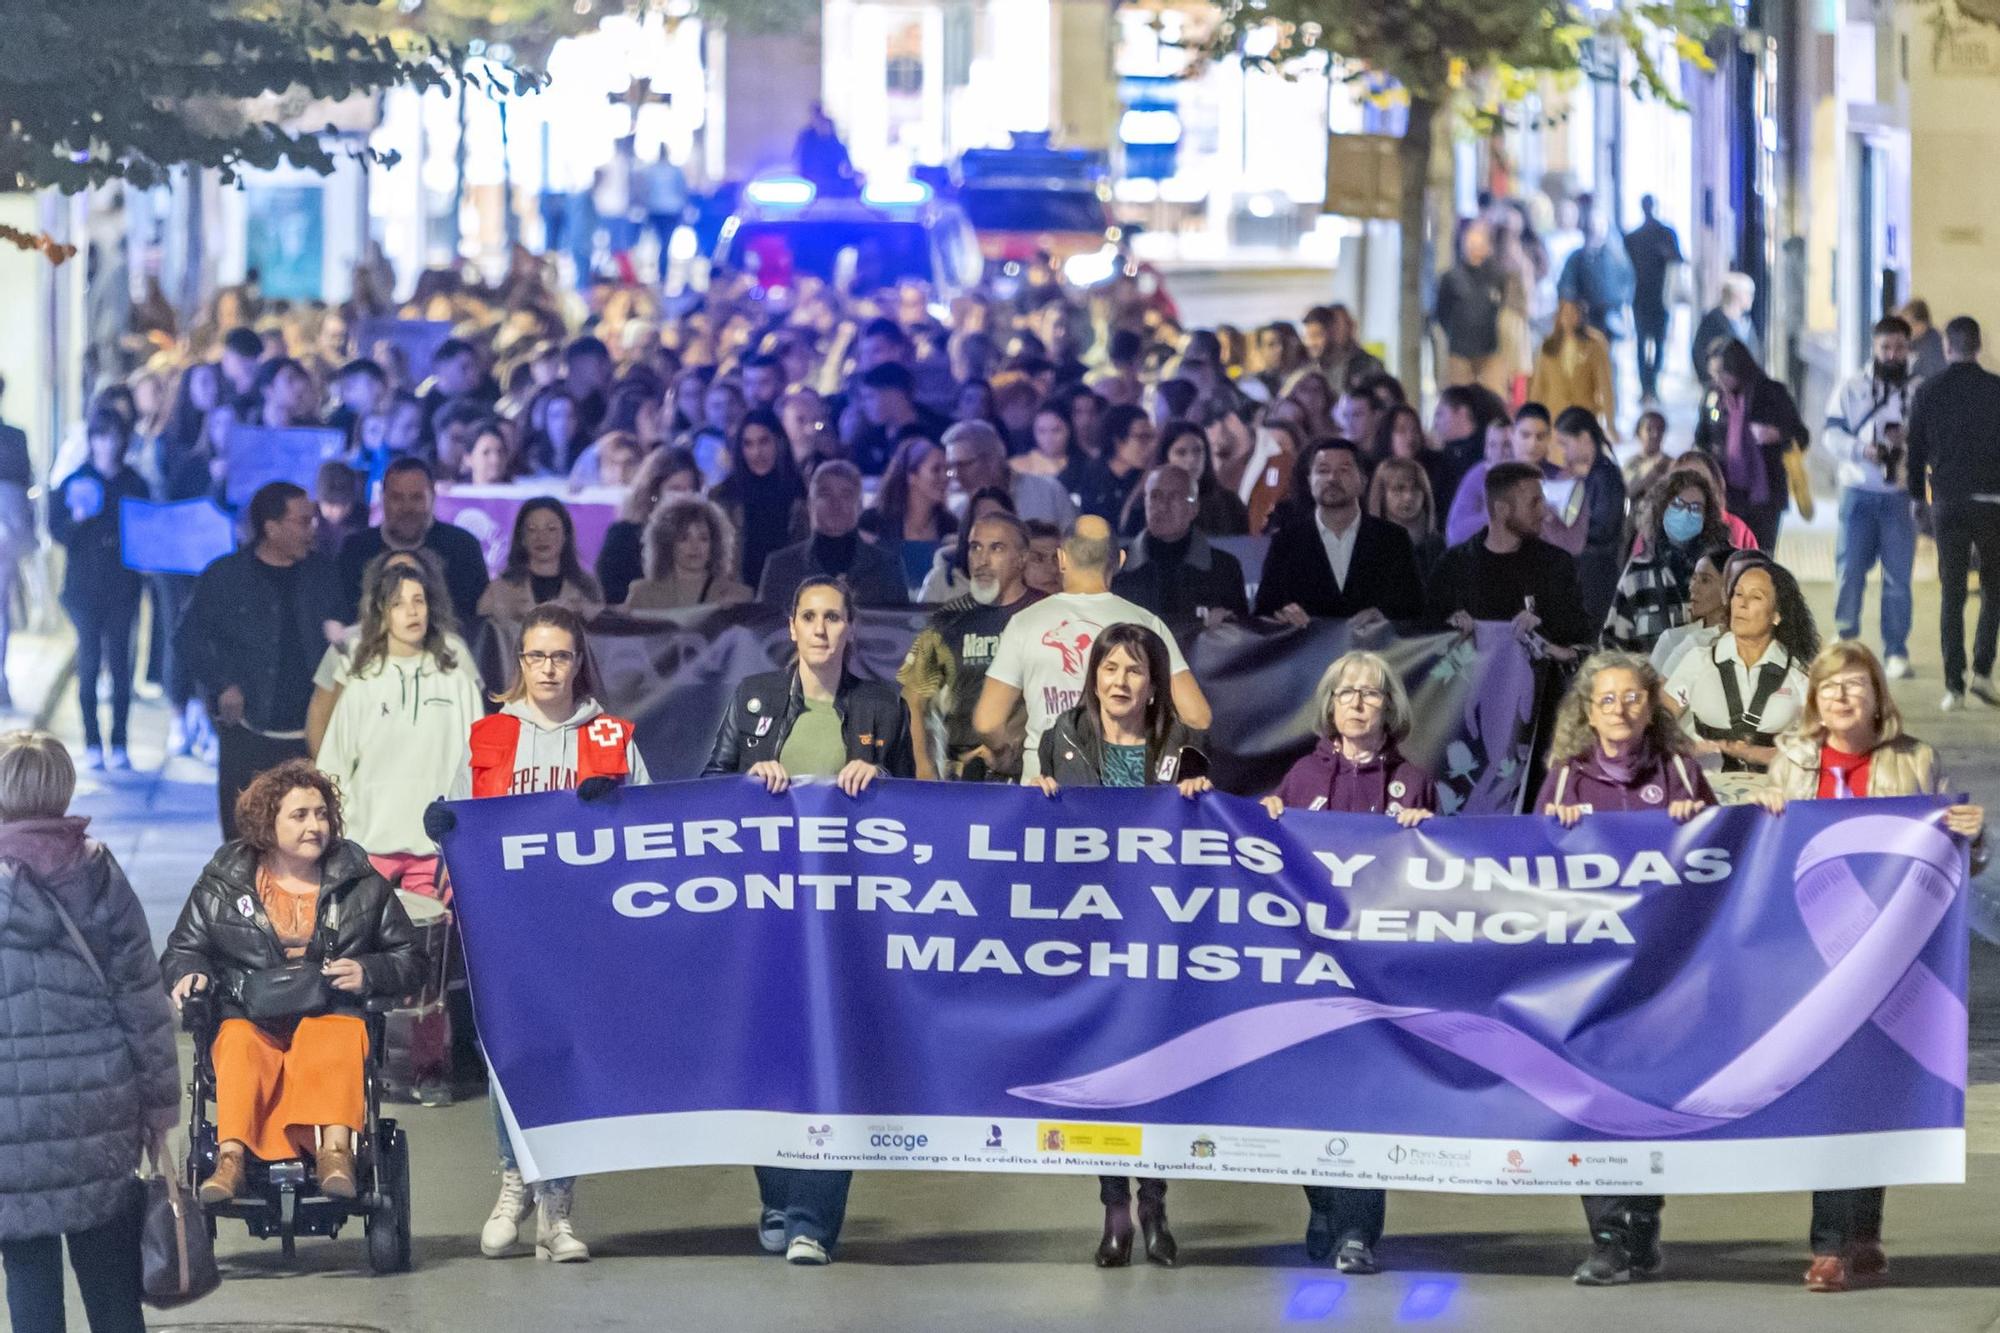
left=1009, top=814, right=1966, bottom=1136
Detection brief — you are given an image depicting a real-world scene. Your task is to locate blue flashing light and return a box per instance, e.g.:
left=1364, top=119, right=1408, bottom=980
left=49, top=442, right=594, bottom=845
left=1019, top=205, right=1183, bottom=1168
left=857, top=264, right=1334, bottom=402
left=1283, top=1278, right=1348, bottom=1320
left=745, top=176, right=816, bottom=208
left=861, top=178, right=933, bottom=207
left=1396, top=1277, right=1459, bottom=1322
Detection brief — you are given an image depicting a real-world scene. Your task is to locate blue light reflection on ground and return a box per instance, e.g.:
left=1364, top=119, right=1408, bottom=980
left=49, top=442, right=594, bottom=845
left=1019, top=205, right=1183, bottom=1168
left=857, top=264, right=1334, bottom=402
left=1281, top=1273, right=1461, bottom=1322
left=1283, top=1278, right=1348, bottom=1320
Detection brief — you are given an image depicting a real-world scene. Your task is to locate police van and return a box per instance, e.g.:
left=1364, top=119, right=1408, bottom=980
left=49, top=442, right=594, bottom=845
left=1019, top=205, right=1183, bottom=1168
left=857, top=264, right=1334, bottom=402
left=715, top=176, right=984, bottom=304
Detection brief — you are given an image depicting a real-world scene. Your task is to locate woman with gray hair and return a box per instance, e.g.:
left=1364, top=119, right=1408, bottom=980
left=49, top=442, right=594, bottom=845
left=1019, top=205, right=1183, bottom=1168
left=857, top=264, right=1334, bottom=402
left=1533, top=651, right=1713, bottom=1287
left=1260, top=650, right=1434, bottom=1276
left=0, top=731, right=179, bottom=1332
left=622, top=493, right=753, bottom=611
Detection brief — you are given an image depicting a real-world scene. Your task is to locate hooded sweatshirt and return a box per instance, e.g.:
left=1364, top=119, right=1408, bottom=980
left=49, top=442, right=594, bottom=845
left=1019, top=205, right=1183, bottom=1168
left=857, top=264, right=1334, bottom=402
left=448, top=698, right=651, bottom=800
left=317, top=648, right=485, bottom=853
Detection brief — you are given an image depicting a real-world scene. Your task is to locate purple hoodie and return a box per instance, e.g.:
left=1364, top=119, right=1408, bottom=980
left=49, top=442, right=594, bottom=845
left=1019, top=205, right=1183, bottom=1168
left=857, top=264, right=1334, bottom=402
left=1275, top=737, right=1437, bottom=815
left=1534, top=747, right=1714, bottom=812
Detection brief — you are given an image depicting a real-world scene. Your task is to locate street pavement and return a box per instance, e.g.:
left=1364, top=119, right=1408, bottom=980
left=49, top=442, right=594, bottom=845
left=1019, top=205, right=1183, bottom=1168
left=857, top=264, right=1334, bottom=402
left=23, top=571, right=2000, bottom=1332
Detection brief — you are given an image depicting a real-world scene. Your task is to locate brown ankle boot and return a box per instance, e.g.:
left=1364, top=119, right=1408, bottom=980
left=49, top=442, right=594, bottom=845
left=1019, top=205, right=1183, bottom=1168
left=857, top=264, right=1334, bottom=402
left=317, top=1143, right=357, bottom=1199
left=198, top=1149, right=246, bottom=1205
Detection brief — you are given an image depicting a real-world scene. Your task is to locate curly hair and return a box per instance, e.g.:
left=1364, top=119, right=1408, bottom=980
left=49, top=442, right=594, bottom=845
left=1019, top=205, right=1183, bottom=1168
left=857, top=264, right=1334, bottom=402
left=1545, top=650, right=1693, bottom=768
left=1727, top=558, right=1821, bottom=664
left=642, top=493, right=736, bottom=584
left=1637, top=463, right=1728, bottom=557
left=234, top=759, right=345, bottom=854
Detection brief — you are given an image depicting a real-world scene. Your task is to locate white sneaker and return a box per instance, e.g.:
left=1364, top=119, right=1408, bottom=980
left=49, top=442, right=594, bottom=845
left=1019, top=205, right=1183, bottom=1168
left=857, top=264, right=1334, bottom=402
left=758, top=1208, right=787, bottom=1254
left=535, top=1191, right=590, bottom=1263
left=1885, top=655, right=1912, bottom=681
left=785, top=1235, right=830, bottom=1266
left=82, top=746, right=105, bottom=772
left=480, top=1168, right=533, bottom=1257
left=1942, top=691, right=1966, bottom=712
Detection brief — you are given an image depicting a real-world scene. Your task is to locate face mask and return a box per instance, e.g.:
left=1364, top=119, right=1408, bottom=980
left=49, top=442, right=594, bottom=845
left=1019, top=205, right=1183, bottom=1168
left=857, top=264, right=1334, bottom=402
left=1662, top=507, right=1704, bottom=546
left=1875, top=359, right=1909, bottom=385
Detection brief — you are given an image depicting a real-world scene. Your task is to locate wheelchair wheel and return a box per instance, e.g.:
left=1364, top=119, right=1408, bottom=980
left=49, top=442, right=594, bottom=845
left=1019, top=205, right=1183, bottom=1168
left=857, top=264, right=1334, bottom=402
left=364, top=1121, right=412, bottom=1275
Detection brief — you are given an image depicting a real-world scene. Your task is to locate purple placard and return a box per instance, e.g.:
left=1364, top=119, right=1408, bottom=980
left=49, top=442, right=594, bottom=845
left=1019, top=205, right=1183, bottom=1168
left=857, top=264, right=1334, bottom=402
left=435, top=485, right=619, bottom=577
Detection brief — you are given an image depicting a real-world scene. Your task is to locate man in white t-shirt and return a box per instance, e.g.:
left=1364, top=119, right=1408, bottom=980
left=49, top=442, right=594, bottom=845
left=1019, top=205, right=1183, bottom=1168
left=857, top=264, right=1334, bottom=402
left=974, top=515, right=1211, bottom=782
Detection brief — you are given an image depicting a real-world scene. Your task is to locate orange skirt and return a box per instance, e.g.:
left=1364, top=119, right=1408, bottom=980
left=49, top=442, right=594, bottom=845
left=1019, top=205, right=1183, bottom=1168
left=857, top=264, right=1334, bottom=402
left=213, top=1014, right=368, bottom=1161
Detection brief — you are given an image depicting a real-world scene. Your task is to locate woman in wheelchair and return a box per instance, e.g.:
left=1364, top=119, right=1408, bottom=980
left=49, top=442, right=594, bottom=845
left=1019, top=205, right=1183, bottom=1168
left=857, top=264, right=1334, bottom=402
left=161, top=759, right=422, bottom=1205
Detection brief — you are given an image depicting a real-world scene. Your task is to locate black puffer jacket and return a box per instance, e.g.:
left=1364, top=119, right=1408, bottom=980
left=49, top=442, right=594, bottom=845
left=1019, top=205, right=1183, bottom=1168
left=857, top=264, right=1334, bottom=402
left=160, top=838, right=424, bottom=1026
left=1037, top=705, right=1208, bottom=788
left=703, top=668, right=915, bottom=778
left=0, top=821, right=179, bottom=1242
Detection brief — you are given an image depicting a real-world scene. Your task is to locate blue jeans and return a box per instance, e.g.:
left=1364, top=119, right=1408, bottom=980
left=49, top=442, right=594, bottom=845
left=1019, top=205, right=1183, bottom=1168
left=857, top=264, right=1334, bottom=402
left=755, top=1167, right=852, bottom=1249
left=493, top=1095, right=573, bottom=1201
left=1835, top=487, right=1916, bottom=658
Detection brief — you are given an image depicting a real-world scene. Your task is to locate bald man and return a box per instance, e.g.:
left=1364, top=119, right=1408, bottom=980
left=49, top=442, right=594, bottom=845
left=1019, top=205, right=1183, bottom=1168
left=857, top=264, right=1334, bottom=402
left=974, top=515, right=1210, bottom=782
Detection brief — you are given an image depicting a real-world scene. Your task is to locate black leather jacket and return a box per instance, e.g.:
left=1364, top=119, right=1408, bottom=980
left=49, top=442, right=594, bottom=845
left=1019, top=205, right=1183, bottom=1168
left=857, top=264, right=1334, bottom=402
left=1037, top=705, right=1208, bottom=788
left=159, top=838, right=424, bottom=1025
left=703, top=668, right=915, bottom=778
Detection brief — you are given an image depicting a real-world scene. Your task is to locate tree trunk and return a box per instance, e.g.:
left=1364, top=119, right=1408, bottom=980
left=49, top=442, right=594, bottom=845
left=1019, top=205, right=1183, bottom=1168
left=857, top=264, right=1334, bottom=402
left=1396, top=94, right=1437, bottom=390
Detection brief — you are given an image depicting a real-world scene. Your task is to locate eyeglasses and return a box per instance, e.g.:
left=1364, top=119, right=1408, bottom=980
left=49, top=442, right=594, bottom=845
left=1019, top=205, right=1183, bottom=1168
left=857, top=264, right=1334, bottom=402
left=1333, top=687, right=1386, bottom=706
left=520, top=651, right=578, bottom=669
left=1594, top=690, right=1647, bottom=712
left=1815, top=677, right=1871, bottom=700
left=1666, top=499, right=1705, bottom=516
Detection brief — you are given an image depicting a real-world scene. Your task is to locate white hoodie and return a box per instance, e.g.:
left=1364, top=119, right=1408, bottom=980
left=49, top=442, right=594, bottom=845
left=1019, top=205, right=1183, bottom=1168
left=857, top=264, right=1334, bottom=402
left=447, top=698, right=652, bottom=801
left=317, top=649, right=486, bottom=854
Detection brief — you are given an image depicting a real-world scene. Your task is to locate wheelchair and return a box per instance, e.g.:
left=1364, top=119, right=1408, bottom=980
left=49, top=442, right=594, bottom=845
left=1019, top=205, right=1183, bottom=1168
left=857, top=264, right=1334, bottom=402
left=180, top=989, right=414, bottom=1274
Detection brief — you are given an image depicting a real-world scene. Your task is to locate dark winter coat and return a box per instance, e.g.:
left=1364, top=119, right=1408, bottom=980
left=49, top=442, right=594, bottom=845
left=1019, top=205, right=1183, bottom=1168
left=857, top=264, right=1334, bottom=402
left=159, top=838, right=424, bottom=1027
left=1036, top=705, right=1207, bottom=788
left=0, top=818, right=179, bottom=1242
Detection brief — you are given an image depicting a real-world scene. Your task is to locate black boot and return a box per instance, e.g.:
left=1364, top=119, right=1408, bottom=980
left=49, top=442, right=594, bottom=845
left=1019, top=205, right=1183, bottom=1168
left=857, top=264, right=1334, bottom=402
left=1095, top=1201, right=1133, bottom=1267
left=1138, top=1195, right=1178, bottom=1268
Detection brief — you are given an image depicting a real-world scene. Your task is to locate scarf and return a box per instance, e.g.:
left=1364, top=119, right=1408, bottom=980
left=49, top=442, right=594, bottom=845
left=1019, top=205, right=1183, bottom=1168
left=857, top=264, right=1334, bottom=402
left=1579, top=736, right=1648, bottom=788
left=1317, top=737, right=1395, bottom=814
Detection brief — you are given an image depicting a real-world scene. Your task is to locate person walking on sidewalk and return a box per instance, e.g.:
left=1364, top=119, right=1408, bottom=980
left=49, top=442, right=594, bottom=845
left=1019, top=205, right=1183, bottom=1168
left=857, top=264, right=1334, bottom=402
left=0, top=731, right=180, bottom=1333
left=1625, top=195, right=1683, bottom=407
left=1822, top=315, right=1921, bottom=680
left=178, top=482, right=347, bottom=838
left=1433, top=221, right=1507, bottom=395
left=1906, top=315, right=2000, bottom=710
left=49, top=411, right=148, bottom=771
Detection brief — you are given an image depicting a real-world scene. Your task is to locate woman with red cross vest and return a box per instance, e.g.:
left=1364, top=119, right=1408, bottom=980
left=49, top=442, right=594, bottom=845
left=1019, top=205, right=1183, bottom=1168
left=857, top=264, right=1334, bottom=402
left=434, top=602, right=649, bottom=1265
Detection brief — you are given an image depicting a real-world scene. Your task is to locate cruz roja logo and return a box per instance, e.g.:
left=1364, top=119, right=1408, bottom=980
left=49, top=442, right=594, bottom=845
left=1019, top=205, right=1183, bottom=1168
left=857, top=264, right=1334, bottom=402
left=805, top=1123, right=833, bottom=1148
left=1190, top=1136, right=1217, bottom=1159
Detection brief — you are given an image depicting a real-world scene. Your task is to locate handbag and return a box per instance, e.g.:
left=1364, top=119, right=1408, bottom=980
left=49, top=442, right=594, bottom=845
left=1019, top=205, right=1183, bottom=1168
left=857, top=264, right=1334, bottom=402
left=1782, top=441, right=1816, bottom=522
left=235, top=960, right=333, bottom=1021
left=138, top=1145, right=220, bottom=1308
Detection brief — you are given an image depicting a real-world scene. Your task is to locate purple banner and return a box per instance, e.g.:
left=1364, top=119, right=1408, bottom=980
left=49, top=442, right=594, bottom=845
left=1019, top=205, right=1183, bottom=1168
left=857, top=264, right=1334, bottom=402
left=440, top=782, right=1968, bottom=1194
